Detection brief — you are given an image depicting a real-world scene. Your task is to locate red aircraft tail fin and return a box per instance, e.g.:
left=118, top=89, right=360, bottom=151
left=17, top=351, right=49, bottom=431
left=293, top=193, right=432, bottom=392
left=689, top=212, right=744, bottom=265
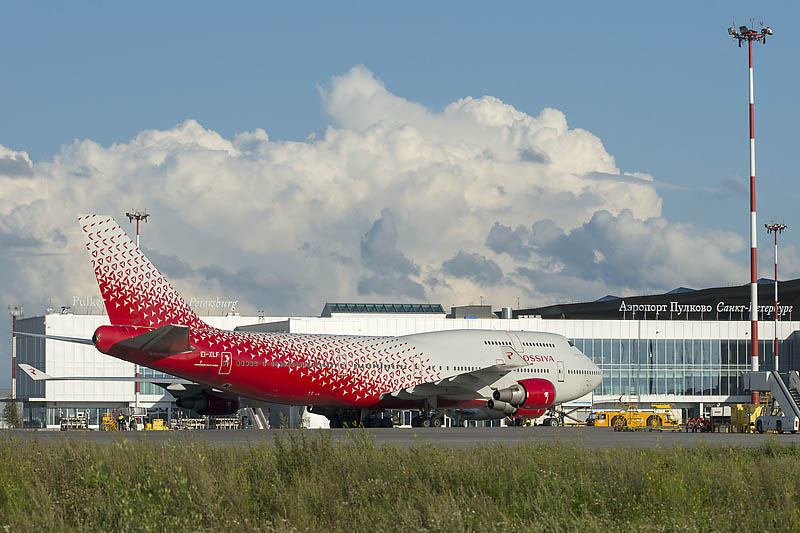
left=79, top=214, right=210, bottom=329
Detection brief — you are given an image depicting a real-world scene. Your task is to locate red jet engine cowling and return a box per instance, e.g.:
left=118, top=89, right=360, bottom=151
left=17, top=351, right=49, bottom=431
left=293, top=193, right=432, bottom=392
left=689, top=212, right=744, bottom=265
left=487, top=378, right=556, bottom=416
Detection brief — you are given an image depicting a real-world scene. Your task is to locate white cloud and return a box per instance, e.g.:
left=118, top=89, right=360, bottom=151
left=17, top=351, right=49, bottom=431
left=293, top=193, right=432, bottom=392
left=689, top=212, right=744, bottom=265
left=0, top=145, right=33, bottom=178
left=498, top=210, right=748, bottom=304
left=0, top=64, right=758, bottom=332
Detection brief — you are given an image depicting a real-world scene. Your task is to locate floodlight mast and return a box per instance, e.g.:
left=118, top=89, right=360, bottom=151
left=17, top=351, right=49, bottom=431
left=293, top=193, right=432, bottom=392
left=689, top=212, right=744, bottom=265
left=125, top=209, right=150, bottom=408
left=766, top=222, right=787, bottom=374
left=125, top=209, right=150, bottom=248
left=728, top=22, right=772, bottom=404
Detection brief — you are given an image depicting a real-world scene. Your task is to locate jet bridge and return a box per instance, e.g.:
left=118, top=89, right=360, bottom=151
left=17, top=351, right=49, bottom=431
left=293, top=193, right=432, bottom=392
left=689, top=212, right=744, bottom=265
left=743, top=371, right=800, bottom=420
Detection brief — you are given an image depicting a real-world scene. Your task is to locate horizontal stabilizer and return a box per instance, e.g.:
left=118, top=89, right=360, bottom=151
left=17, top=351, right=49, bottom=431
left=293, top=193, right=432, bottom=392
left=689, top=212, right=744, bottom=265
left=14, top=331, right=94, bottom=345
left=115, top=324, right=191, bottom=355
left=17, top=363, right=193, bottom=384
left=18, top=363, right=53, bottom=381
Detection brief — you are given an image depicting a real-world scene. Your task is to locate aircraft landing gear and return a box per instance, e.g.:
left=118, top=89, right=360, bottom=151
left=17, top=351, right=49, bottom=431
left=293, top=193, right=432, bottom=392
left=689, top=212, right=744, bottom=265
left=411, top=411, right=444, bottom=428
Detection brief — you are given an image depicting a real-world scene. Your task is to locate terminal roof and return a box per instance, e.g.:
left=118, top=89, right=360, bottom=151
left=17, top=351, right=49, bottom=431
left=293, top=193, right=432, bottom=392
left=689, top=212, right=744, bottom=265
left=321, top=303, right=445, bottom=317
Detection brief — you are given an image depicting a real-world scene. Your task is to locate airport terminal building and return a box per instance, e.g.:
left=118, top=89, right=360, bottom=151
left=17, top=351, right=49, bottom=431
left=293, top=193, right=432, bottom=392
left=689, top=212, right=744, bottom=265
left=11, top=280, right=800, bottom=427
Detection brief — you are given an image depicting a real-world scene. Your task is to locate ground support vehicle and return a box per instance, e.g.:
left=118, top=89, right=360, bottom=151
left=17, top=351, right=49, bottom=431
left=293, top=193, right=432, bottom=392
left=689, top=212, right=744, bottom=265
left=145, top=419, right=169, bottom=430
left=755, top=411, right=799, bottom=434
left=687, top=417, right=713, bottom=432
left=587, top=404, right=680, bottom=431
left=730, top=404, right=766, bottom=433
left=59, top=411, right=89, bottom=431
left=744, top=371, right=800, bottom=434
left=213, top=417, right=240, bottom=430
left=710, top=406, right=731, bottom=431
left=173, top=418, right=206, bottom=430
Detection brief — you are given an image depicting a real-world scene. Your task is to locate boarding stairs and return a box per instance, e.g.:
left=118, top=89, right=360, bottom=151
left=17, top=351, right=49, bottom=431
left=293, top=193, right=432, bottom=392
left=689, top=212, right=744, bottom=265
left=788, top=372, right=800, bottom=412
left=743, top=371, right=800, bottom=420
left=243, top=407, right=270, bottom=430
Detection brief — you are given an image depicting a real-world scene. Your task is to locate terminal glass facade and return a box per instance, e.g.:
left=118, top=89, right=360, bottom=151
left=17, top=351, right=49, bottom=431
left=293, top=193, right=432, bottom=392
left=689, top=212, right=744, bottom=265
left=571, top=336, right=793, bottom=398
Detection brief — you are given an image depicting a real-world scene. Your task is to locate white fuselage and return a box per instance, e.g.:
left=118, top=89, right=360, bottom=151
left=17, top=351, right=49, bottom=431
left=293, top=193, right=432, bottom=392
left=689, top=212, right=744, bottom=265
left=402, top=329, right=601, bottom=405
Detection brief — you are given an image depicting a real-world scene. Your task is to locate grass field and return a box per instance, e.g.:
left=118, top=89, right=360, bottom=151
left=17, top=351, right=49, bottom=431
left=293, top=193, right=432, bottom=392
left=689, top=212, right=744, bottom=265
left=1, top=431, right=800, bottom=532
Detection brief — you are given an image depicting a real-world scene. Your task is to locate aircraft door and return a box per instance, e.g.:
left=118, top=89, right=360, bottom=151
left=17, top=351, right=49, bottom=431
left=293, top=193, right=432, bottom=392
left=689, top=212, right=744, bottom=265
left=219, top=352, right=232, bottom=375
left=411, top=355, right=423, bottom=380
left=505, top=332, right=524, bottom=353
left=557, top=360, right=565, bottom=382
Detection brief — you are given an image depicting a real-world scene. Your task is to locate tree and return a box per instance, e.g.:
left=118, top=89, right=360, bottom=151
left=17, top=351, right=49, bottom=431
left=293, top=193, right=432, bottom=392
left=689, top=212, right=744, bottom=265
left=3, top=399, right=21, bottom=428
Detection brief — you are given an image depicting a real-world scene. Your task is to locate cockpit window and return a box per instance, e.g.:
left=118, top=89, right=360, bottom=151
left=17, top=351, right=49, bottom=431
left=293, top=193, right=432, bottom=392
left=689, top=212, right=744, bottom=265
left=568, top=340, right=574, bottom=347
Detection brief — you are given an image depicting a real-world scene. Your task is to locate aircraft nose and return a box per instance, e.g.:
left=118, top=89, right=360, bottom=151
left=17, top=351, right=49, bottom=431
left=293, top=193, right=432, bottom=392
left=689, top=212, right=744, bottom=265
left=590, top=361, right=602, bottom=389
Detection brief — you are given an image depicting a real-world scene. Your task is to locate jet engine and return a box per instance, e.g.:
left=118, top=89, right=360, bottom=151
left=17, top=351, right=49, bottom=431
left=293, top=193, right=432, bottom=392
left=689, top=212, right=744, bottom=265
left=487, top=378, right=555, bottom=416
left=175, top=390, right=240, bottom=416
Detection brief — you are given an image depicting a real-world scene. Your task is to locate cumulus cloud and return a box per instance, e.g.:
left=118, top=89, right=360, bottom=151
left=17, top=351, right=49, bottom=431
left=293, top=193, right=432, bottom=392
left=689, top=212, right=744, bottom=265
left=358, top=209, right=425, bottom=299
left=0, top=146, right=33, bottom=177
left=442, top=251, right=503, bottom=286
left=486, top=223, right=534, bottom=261
left=0, top=63, right=762, bottom=348
left=490, top=210, right=750, bottom=303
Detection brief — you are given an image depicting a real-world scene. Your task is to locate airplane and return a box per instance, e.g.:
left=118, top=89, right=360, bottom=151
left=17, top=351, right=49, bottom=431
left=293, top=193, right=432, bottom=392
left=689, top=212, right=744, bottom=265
left=17, top=214, right=602, bottom=428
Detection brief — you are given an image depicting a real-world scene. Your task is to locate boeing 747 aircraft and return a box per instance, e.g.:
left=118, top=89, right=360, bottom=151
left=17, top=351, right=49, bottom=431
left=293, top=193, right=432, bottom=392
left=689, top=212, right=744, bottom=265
left=20, top=215, right=601, bottom=427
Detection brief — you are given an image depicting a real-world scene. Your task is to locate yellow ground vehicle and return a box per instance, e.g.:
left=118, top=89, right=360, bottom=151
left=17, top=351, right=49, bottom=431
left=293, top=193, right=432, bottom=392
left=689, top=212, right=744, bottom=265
left=587, top=404, right=680, bottom=430
left=146, top=419, right=169, bottom=430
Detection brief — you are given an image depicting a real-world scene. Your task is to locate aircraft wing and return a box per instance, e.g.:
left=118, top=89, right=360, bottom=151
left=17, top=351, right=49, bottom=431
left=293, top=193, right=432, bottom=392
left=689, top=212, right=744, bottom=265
left=18, top=363, right=194, bottom=385
left=379, top=348, right=528, bottom=403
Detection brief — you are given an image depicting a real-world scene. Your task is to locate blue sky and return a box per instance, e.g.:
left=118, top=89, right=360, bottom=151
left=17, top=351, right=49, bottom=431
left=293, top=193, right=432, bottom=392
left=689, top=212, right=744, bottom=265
left=1, top=3, right=799, bottom=386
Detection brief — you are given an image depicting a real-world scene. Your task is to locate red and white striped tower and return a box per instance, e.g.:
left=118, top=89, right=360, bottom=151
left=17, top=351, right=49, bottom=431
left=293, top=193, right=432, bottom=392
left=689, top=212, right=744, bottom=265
left=8, top=306, right=23, bottom=400
left=729, top=23, right=772, bottom=404
left=126, top=209, right=150, bottom=409
left=766, top=223, right=786, bottom=373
